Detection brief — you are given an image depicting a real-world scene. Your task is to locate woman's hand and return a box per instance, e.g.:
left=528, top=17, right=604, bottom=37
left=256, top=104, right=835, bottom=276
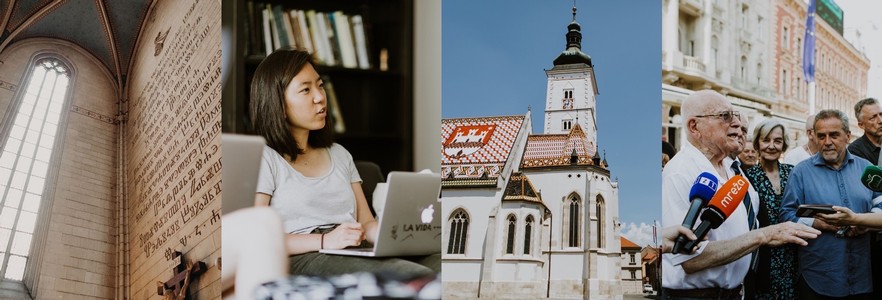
left=817, top=206, right=857, bottom=227
left=662, top=225, right=703, bottom=254
left=322, top=223, right=364, bottom=250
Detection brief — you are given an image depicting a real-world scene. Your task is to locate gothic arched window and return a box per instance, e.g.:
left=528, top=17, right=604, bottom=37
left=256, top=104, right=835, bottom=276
left=505, top=214, right=517, bottom=254
left=0, top=58, right=71, bottom=280
left=563, top=193, right=581, bottom=248
left=597, top=195, right=605, bottom=248
left=447, top=209, right=469, bottom=254
left=524, top=215, right=534, bottom=255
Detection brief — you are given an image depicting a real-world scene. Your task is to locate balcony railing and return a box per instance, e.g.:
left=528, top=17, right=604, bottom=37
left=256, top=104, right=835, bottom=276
left=682, top=55, right=706, bottom=73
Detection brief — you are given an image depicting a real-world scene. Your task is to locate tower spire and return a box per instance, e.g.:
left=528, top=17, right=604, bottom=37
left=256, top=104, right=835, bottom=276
left=553, top=1, right=591, bottom=66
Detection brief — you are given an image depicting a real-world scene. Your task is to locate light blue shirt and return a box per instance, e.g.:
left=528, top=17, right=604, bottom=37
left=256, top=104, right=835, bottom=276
left=780, top=151, right=882, bottom=297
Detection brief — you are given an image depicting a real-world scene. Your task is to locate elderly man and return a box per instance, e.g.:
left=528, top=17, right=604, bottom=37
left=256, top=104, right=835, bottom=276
left=781, top=109, right=882, bottom=299
left=783, top=114, right=818, bottom=166
left=662, top=90, right=819, bottom=300
left=736, top=123, right=758, bottom=174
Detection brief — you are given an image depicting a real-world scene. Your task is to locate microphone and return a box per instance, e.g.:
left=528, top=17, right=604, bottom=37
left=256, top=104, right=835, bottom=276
left=861, top=165, right=882, bottom=192
left=672, top=172, right=718, bottom=254
left=682, top=175, right=750, bottom=252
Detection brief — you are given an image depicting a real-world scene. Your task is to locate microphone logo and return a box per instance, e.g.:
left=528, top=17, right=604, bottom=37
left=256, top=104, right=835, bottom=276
left=719, top=176, right=747, bottom=209
left=698, top=177, right=717, bottom=190
left=867, top=174, right=882, bottom=191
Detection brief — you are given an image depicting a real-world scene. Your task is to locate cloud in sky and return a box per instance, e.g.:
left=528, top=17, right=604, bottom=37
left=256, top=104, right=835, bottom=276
left=621, top=222, right=658, bottom=248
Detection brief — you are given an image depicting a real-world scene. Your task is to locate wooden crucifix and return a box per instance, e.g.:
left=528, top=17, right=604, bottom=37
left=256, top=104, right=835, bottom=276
left=157, top=251, right=207, bottom=300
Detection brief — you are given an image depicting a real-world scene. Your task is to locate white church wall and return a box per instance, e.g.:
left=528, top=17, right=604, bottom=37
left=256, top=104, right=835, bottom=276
left=441, top=187, right=506, bottom=300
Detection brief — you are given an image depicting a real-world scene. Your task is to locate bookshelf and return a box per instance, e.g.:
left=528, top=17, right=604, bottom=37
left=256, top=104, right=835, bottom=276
left=223, top=0, right=415, bottom=174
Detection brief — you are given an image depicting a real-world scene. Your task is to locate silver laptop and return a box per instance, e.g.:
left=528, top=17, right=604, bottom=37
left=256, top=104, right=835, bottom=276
left=221, top=134, right=266, bottom=215
left=320, top=171, right=442, bottom=257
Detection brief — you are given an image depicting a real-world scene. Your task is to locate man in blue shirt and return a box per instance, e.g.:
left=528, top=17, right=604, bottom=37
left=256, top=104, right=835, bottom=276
left=781, top=109, right=882, bottom=299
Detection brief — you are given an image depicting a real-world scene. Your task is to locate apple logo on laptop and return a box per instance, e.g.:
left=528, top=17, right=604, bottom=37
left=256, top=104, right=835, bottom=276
left=421, top=204, right=434, bottom=224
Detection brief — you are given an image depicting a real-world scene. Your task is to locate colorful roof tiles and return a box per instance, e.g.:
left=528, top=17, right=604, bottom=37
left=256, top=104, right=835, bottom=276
left=441, top=115, right=526, bottom=187
left=502, top=172, right=545, bottom=208
left=522, top=123, right=599, bottom=168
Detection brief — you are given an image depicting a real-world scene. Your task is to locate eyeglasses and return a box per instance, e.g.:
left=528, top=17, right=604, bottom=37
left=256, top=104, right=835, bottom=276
left=695, top=111, right=741, bottom=123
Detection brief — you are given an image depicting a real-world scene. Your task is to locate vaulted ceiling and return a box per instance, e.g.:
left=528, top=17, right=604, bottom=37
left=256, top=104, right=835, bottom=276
left=0, top=0, right=153, bottom=91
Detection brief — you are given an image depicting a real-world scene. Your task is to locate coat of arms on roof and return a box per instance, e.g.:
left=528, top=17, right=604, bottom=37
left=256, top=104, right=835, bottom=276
left=443, top=125, right=496, bottom=158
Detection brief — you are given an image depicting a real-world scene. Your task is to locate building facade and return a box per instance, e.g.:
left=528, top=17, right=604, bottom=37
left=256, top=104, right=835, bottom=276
left=662, top=0, right=774, bottom=149
left=620, top=237, right=643, bottom=294
left=661, top=0, right=868, bottom=150
left=441, top=9, right=623, bottom=299
left=772, top=0, right=869, bottom=141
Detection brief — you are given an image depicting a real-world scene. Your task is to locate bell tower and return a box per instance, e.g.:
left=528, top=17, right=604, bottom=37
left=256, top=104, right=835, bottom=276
left=543, top=3, right=598, bottom=152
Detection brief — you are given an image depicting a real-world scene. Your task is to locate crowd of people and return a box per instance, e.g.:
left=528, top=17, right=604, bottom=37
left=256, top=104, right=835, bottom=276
left=662, top=90, right=882, bottom=299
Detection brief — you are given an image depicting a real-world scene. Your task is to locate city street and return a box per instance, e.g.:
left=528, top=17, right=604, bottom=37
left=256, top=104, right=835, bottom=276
left=624, top=294, right=656, bottom=300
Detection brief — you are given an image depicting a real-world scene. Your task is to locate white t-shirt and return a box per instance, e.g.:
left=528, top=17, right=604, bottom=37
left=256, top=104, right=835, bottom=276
left=661, top=142, right=756, bottom=289
left=256, top=144, right=362, bottom=234
left=782, top=146, right=811, bottom=166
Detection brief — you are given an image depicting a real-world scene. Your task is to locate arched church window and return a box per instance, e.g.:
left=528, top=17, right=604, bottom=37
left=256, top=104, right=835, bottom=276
left=562, top=119, right=573, bottom=131
left=505, top=214, right=516, bottom=254
left=563, top=193, right=581, bottom=248
left=524, top=215, right=534, bottom=255
left=447, top=209, right=469, bottom=254
left=0, top=58, right=71, bottom=280
left=597, top=195, right=605, bottom=248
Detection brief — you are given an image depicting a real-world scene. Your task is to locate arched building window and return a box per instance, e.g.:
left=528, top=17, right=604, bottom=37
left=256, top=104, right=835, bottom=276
left=596, top=195, right=605, bottom=248
left=0, top=57, right=71, bottom=280
left=524, top=215, right=534, bottom=255
left=447, top=209, right=469, bottom=254
left=563, top=193, right=581, bottom=248
left=505, top=214, right=516, bottom=254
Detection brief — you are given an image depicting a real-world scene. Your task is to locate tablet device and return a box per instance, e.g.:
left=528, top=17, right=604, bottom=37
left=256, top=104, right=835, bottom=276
left=796, top=204, right=836, bottom=217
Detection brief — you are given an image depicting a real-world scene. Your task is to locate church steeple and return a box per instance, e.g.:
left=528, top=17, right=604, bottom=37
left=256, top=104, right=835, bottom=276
left=553, top=2, right=592, bottom=66
left=543, top=1, right=598, bottom=152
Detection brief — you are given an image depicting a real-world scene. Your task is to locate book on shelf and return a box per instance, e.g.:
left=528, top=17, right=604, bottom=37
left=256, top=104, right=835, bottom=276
left=350, top=15, right=371, bottom=70
left=261, top=5, right=273, bottom=58
left=332, top=12, right=358, bottom=68
left=316, top=12, right=337, bottom=66
left=322, top=76, right=346, bottom=134
left=244, top=2, right=372, bottom=70
left=305, top=10, right=326, bottom=64
left=293, top=10, right=314, bottom=55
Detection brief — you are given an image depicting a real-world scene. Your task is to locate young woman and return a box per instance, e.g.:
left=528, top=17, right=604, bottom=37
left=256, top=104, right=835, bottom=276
left=743, top=119, right=797, bottom=300
left=249, top=49, right=438, bottom=278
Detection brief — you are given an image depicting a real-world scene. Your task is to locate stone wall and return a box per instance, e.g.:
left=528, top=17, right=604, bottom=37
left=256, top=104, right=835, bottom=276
left=0, top=38, right=119, bottom=299
left=124, top=0, right=222, bottom=298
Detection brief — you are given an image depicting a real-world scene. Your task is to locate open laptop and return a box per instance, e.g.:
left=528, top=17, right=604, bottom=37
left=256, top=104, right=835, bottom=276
left=221, top=134, right=266, bottom=215
left=320, top=171, right=442, bottom=257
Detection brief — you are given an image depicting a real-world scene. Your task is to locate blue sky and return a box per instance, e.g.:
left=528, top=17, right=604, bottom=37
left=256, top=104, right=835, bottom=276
left=442, top=1, right=661, bottom=244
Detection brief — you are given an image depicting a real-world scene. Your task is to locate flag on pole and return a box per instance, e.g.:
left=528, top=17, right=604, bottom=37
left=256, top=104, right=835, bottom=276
left=803, top=0, right=817, bottom=83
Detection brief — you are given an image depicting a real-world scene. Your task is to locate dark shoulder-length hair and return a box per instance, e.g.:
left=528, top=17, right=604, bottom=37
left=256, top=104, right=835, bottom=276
left=249, top=48, right=334, bottom=161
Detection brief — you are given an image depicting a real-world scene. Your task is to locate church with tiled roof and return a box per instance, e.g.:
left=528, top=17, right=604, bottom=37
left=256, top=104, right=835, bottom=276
left=440, top=5, right=623, bottom=299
